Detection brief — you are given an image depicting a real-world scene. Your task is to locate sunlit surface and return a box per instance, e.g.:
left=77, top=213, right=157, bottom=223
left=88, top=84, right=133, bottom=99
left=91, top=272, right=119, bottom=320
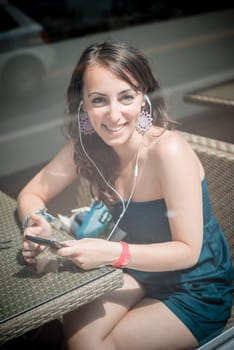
left=0, top=4, right=234, bottom=177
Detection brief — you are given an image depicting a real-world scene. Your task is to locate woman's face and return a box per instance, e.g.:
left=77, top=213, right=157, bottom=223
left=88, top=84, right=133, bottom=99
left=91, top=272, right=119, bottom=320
left=82, top=64, right=145, bottom=148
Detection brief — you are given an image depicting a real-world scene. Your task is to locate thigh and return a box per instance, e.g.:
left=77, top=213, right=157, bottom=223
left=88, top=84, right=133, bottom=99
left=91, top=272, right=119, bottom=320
left=63, top=273, right=145, bottom=347
left=111, top=298, right=199, bottom=350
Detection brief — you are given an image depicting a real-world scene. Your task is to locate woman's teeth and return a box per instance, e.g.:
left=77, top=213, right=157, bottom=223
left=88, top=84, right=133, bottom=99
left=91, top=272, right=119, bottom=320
left=105, top=125, right=124, bottom=132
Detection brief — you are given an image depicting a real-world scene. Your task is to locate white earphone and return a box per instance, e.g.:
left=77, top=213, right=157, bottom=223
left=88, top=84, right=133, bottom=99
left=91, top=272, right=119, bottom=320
left=77, top=100, right=140, bottom=240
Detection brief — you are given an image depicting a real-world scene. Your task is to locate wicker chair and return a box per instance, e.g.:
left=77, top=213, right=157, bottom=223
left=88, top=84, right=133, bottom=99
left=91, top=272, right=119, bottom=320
left=77, top=131, right=234, bottom=328
left=180, top=131, right=234, bottom=329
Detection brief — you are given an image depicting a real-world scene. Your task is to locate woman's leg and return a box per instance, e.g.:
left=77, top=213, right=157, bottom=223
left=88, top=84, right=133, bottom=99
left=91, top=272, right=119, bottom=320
left=109, top=298, right=199, bottom=350
left=63, top=273, right=145, bottom=350
left=63, top=273, right=199, bottom=350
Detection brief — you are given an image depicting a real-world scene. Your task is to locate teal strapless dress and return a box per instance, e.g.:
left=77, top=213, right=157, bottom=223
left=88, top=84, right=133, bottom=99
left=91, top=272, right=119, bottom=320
left=112, top=179, right=234, bottom=345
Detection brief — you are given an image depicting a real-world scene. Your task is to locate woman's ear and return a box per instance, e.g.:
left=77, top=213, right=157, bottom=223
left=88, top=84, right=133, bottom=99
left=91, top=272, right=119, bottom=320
left=80, top=100, right=87, bottom=112
left=141, top=94, right=146, bottom=108
left=83, top=102, right=87, bottom=112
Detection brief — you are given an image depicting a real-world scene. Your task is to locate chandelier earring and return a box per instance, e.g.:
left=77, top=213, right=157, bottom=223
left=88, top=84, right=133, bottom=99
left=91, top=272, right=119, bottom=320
left=136, top=95, right=153, bottom=134
left=78, top=101, right=95, bottom=135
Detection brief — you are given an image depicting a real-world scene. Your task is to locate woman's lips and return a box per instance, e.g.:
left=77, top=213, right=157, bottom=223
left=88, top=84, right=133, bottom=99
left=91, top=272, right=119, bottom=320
left=103, top=123, right=126, bottom=132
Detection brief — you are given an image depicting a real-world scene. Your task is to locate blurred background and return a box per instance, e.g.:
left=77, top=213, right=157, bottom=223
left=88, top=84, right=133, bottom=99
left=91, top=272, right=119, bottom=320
left=0, top=0, right=234, bottom=212
left=0, top=3, right=233, bottom=347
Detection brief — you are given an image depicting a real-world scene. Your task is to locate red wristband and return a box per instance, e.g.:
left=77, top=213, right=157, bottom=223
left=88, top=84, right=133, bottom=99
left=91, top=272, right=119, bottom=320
left=111, top=241, right=130, bottom=268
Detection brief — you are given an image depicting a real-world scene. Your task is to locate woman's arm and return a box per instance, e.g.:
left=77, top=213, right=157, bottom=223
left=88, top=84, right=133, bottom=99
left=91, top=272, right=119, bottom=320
left=56, top=133, right=205, bottom=272
left=18, top=141, right=78, bottom=264
left=17, top=141, right=77, bottom=223
left=128, top=132, right=204, bottom=271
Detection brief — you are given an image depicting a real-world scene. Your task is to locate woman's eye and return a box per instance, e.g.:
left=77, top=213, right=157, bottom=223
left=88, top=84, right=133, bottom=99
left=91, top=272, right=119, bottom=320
left=91, top=97, right=105, bottom=105
left=122, top=95, right=134, bottom=103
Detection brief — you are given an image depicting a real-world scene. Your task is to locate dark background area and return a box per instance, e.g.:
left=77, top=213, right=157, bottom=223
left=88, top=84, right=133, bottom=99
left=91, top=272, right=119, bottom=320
left=6, top=0, right=234, bottom=42
left=0, top=4, right=233, bottom=348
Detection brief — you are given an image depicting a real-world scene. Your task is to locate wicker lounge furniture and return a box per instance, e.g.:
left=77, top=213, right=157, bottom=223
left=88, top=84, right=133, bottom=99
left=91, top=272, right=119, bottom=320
left=0, top=131, right=233, bottom=346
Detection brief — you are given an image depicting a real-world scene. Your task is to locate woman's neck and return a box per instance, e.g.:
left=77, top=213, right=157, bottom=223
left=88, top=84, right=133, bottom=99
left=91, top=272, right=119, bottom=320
left=114, top=133, right=144, bottom=169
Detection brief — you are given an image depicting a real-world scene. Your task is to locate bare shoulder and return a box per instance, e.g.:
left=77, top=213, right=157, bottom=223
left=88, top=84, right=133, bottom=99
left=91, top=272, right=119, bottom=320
left=55, top=141, right=75, bottom=162
left=146, top=127, right=204, bottom=180
left=44, top=141, right=77, bottom=175
left=148, top=128, right=192, bottom=159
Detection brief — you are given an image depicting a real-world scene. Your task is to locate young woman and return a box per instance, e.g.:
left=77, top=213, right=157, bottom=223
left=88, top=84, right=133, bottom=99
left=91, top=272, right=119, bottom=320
left=18, top=40, right=233, bottom=350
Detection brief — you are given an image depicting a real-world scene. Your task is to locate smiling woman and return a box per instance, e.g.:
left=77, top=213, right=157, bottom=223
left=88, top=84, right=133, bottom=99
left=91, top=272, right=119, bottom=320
left=67, top=40, right=173, bottom=205
left=17, top=40, right=233, bottom=350
left=82, top=65, right=145, bottom=142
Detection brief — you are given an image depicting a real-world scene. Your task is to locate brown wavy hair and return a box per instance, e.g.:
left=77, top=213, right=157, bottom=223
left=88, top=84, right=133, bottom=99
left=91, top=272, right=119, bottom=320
left=66, top=40, right=175, bottom=205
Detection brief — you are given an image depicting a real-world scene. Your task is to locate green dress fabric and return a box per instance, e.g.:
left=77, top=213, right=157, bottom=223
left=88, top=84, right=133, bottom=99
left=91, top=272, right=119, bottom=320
left=112, top=179, right=234, bottom=345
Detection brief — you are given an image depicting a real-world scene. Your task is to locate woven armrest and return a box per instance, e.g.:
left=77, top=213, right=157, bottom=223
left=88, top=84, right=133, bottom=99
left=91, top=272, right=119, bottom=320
left=180, top=132, right=234, bottom=329
left=0, top=191, right=123, bottom=345
left=180, top=131, right=234, bottom=260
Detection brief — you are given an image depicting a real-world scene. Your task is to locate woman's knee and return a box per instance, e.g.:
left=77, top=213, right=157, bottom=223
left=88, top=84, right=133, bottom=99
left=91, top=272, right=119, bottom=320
left=63, top=273, right=144, bottom=349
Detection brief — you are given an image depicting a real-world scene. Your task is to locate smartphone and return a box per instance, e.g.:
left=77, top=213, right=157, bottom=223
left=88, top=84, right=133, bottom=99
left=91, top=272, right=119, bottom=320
left=25, top=234, right=65, bottom=249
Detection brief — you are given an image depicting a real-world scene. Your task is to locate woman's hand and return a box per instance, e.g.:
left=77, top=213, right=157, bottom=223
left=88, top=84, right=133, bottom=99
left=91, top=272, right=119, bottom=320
left=22, top=213, right=52, bottom=264
left=56, top=238, right=121, bottom=270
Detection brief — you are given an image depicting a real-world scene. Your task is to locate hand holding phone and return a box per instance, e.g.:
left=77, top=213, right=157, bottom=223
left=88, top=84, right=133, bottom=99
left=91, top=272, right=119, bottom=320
left=25, top=234, right=65, bottom=249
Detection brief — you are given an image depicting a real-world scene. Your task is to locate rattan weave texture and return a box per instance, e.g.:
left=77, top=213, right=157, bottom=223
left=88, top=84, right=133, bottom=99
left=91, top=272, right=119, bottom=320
left=180, top=132, right=234, bottom=259
left=0, top=192, right=123, bottom=345
left=0, top=131, right=233, bottom=344
left=74, top=132, right=234, bottom=329
left=180, top=132, right=234, bottom=329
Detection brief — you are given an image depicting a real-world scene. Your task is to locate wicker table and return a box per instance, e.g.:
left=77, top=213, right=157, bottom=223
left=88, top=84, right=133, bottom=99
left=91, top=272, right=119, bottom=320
left=0, top=191, right=123, bottom=345
left=184, top=79, right=234, bottom=108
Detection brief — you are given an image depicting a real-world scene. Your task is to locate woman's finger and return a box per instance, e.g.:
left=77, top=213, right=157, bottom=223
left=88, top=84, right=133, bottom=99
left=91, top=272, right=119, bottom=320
left=56, top=241, right=80, bottom=257
left=30, top=213, right=47, bottom=225
left=23, top=255, right=36, bottom=264
left=24, top=225, right=47, bottom=239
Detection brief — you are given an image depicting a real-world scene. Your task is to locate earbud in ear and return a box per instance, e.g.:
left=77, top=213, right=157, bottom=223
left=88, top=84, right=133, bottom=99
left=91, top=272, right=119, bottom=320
left=144, top=95, right=150, bottom=104
left=78, top=100, right=83, bottom=116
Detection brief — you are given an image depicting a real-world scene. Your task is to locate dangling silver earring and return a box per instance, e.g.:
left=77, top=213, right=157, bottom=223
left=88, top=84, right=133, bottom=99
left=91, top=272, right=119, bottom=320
left=80, top=113, right=95, bottom=135
left=78, top=101, right=95, bottom=135
left=136, top=95, right=153, bottom=134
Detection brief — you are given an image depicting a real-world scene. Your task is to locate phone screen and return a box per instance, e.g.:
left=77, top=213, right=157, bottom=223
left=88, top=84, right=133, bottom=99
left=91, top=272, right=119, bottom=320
left=25, top=235, right=65, bottom=249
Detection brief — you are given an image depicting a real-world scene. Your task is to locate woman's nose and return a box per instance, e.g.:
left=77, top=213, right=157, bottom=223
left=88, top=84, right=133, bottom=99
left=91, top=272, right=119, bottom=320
left=106, top=101, right=122, bottom=123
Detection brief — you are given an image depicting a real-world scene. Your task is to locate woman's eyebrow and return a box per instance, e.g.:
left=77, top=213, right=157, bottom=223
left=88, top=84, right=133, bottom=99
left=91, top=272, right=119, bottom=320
left=119, top=89, right=136, bottom=94
left=88, top=92, right=106, bottom=97
left=120, top=88, right=142, bottom=96
left=88, top=89, right=137, bottom=98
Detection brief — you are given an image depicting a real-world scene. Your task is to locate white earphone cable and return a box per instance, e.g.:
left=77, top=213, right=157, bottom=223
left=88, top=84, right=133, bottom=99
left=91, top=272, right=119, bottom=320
left=77, top=102, right=126, bottom=208
left=77, top=100, right=142, bottom=240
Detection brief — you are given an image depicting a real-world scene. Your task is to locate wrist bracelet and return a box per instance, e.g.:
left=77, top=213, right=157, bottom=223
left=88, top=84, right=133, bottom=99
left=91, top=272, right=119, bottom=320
left=111, top=241, right=131, bottom=268
left=22, top=208, right=56, bottom=230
